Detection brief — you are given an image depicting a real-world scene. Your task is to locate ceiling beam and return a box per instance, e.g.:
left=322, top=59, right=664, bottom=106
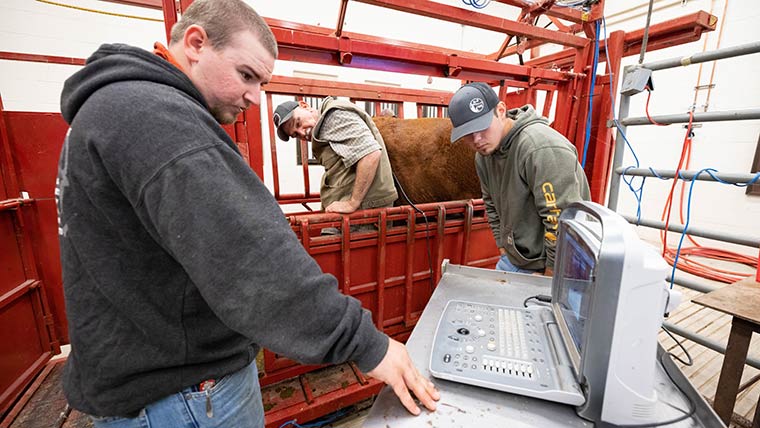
left=268, top=17, right=575, bottom=83
left=527, top=11, right=717, bottom=69
left=352, top=0, right=587, bottom=48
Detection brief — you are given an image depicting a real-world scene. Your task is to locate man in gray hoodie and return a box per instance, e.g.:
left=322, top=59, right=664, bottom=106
left=448, top=82, right=590, bottom=276
left=56, top=0, right=437, bottom=426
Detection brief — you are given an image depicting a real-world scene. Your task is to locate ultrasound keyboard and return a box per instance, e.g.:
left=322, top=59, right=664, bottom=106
left=429, top=300, right=585, bottom=406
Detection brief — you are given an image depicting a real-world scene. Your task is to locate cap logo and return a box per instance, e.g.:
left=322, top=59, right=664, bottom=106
left=469, top=97, right=485, bottom=113
left=273, top=112, right=281, bottom=127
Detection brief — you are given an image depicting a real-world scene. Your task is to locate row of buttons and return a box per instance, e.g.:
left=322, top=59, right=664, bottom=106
left=482, top=358, right=534, bottom=379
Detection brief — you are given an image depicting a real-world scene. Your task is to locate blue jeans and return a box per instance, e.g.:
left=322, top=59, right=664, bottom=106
left=496, top=254, right=539, bottom=274
left=90, top=362, right=264, bottom=428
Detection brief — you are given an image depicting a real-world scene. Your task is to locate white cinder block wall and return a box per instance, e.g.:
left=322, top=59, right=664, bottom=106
left=1, top=0, right=758, bottom=245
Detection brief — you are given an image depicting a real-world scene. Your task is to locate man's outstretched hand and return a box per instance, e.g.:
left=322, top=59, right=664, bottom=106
left=367, top=338, right=440, bottom=415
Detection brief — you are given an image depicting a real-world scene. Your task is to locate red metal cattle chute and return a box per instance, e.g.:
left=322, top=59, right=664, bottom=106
left=0, top=0, right=718, bottom=426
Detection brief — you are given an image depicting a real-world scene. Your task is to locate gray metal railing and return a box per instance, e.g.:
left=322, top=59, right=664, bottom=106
left=606, top=41, right=760, bottom=369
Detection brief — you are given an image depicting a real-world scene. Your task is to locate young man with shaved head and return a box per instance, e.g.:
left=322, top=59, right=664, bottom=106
left=56, top=1, right=437, bottom=426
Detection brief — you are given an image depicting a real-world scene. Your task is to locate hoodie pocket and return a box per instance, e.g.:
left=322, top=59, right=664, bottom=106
left=502, top=225, right=543, bottom=267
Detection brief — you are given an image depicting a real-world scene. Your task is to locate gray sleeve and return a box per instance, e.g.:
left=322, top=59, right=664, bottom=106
left=140, top=145, right=388, bottom=372
left=320, top=110, right=381, bottom=168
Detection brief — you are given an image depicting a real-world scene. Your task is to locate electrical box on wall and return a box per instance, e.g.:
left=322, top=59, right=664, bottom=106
left=620, top=66, right=654, bottom=96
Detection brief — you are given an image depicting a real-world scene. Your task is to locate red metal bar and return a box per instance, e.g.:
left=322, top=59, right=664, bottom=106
left=548, top=15, right=571, bottom=33
left=341, top=216, right=351, bottom=293
left=527, top=11, right=717, bottom=69
left=335, top=0, right=349, bottom=37
left=376, top=211, right=387, bottom=330
left=542, top=89, right=555, bottom=118
left=260, top=361, right=324, bottom=387
left=0, top=280, right=38, bottom=312
left=267, top=77, right=533, bottom=206
left=0, top=51, right=85, bottom=66
left=493, top=0, right=605, bottom=24
left=298, top=137, right=310, bottom=199
left=161, top=0, right=177, bottom=44
left=299, top=374, right=315, bottom=404
left=277, top=193, right=321, bottom=201
left=0, top=197, right=33, bottom=212
left=0, top=359, right=59, bottom=428
left=491, top=9, right=524, bottom=61
left=355, top=0, right=586, bottom=48
left=404, top=207, right=414, bottom=327
left=245, top=105, right=265, bottom=179
left=287, top=200, right=483, bottom=224
left=264, top=378, right=382, bottom=428
left=178, top=0, right=192, bottom=13
left=348, top=362, right=370, bottom=385
left=0, top=97, right=17, bottom=200
left=299, top=219, right=311, bottom=255
left=434, top=205, right=446, bottom=284
left=587, top=31, right=625, bottom=204
left=34, top=278, right=60, bottom=352
left=264, top=93, right=281, bottom=199
left=460, top=202, right=473, bottom=265
left=571, top=34, right=596, bottom=155
left=567, top=44, right=593, bottom=151
left=267, top=19, right=572, bottom=83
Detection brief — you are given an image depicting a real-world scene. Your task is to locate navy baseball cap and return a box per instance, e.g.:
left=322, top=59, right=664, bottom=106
left=448, top=82, right=500, bottom=143
left=272, top=101, right=299, bottom=141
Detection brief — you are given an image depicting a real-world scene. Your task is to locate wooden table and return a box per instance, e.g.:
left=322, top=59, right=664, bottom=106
left=692, top=277, right=760, bottom=428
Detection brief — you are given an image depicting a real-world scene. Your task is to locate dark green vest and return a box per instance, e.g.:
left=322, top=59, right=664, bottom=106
left=311, top=98, right=397, bottom=209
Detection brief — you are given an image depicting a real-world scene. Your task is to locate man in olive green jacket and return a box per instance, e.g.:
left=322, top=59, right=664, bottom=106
left=448, top=82, right=590, bottom=276
left=273, top=98, right=397, bottom=213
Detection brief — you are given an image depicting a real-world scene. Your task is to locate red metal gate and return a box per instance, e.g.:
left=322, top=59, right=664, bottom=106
left=0, top=100, right=60, bottom=418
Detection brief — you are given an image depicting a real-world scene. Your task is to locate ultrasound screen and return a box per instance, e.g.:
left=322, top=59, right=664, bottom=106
left=556, top=226, right=596, bottom=355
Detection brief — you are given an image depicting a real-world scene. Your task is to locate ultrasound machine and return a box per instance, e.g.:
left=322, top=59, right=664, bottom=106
left=429, top=202, right=684, bottom=426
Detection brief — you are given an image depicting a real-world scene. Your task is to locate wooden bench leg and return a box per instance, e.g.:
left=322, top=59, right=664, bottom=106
left=714, top=317, right=754, bottom=426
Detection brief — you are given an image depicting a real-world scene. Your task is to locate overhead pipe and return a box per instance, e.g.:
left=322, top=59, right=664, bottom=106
left=619, top=108, right=760, bottom=126
left=641, top=40, right=760, bottom=71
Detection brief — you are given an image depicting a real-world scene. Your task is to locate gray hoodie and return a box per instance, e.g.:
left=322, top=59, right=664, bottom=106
left=475, top=105, right=590, bottom=270
left=57, top=44, right=387, bottom=417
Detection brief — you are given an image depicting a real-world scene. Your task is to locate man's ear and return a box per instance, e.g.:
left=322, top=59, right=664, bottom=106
left=496, top=101, right=508, bottom=117
left=183, top=24, right=208, bottom=63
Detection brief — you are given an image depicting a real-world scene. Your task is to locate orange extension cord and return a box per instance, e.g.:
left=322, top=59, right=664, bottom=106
left=645, top=89, right=758, bottom=283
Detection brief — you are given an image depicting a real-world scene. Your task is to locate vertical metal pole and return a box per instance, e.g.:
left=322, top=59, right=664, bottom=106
left=265, top=93, right=281, bottom=199
left=404, top=207, right=414, bottom=327
left=161, top=0, right=178, bottom=44
left=606, top=79, right=631, bottom=211
left=376, top=211, right=387, bottom=330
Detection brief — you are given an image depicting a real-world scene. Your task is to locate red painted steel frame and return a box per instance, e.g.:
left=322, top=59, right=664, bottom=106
left=354, top=0, right=587, bottom=48
left=0, top=1, right=716, bottom=426
left=0, top=100, right=60, bottom=417
left=527, top=11, right=717, bottom=70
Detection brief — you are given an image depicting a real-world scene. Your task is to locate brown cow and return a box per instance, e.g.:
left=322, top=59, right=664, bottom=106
left=373, top=117, right=481, bottom=204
